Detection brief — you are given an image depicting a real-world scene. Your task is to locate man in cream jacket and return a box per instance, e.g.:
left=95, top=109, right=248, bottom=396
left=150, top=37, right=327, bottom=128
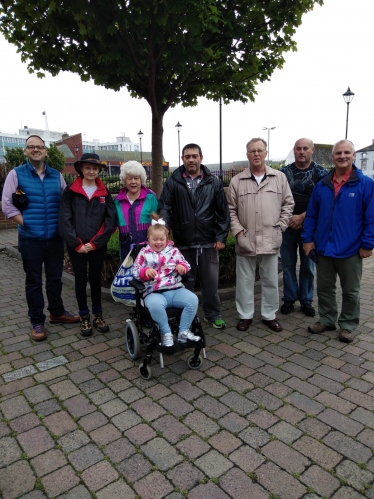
left=227, top=138, right=294, bottom=332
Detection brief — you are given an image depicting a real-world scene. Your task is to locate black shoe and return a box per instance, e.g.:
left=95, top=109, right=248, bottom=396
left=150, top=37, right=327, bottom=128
left=280, top=301, right=294, bottom=315
left=301, top=303, right=316, bottom=317
left=80, top=314, right=92, bottom=337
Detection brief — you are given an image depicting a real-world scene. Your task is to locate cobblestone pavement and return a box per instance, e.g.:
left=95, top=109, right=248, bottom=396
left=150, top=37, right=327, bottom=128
left=1, top=229, right=374, bottom=499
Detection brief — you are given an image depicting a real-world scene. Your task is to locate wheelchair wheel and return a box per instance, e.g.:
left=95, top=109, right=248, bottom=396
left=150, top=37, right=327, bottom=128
left=187, top=354, right=203, bottom=370
left=125, top=321, right=141, bottom=360
left=139, top=363, right=152, bottom=380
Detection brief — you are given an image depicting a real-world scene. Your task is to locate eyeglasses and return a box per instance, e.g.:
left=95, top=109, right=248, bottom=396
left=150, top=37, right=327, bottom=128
left=247, top=149, right=266, bottom=155
left=26, top=145, right=45, bottom=150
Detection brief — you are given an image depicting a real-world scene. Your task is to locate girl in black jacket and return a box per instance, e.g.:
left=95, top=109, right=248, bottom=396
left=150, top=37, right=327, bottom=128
left=60, top=154, right=116, bottom=336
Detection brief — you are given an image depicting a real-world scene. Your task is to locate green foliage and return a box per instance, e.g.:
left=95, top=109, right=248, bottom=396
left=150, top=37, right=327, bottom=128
left=0, top=0, right=323, bottom=195
left=46, top=143, right=65, bottom=172
left=219, top=235, right=236, bottom=283
left=4, top=146, right=26, bottom=168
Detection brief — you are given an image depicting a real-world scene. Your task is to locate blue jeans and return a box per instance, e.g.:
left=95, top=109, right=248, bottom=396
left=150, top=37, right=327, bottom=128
left=144, top=288, right=198, bottom=335
left=280, top=227, right=314, bottom=305
left=18, top=235, right=65, bottom=326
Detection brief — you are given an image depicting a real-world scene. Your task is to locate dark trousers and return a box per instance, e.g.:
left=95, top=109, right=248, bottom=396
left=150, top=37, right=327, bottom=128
left=67, top=246, right=107, bottom=315
left=18, top=235, right=65, bottom=326
left=180, top=247, right=221, bottom=321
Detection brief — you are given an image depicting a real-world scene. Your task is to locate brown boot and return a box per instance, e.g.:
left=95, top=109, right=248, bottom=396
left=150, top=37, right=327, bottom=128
left=338, top=329, right=354, bottom=343
left=308, top=322, right=336, bottom=334
left=80, top=314, right=92, bottom=337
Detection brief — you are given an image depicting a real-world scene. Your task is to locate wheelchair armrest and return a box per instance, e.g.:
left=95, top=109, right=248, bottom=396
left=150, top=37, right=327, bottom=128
left=129, top=279, right=146, bottom=292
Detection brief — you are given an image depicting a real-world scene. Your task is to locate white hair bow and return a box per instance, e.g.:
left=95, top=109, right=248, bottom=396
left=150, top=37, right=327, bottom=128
left=151, top=218, right=166, bottom=226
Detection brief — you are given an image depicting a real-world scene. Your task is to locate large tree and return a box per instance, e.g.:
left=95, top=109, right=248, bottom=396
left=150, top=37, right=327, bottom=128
left=4, top=146, right=26, bottom=168
left=46, top=143, right=65, bottom=172
left=0, top=0, right=322, bottom=195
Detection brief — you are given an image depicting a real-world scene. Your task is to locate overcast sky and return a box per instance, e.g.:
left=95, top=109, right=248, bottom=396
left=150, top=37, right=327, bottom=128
left=1, top=0, right=373, bottom=167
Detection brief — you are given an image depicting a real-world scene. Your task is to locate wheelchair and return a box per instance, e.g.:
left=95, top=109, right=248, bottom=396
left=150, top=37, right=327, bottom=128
left=124, top=247, right=206, bottom=380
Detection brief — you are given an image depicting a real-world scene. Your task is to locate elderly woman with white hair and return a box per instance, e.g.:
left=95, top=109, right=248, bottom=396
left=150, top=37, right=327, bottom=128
left=115, top=160, right=158, bottom=260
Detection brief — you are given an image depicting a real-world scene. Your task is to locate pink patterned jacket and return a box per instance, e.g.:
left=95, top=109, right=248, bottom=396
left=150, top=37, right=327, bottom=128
left=133, top=241, right=190, bottom=296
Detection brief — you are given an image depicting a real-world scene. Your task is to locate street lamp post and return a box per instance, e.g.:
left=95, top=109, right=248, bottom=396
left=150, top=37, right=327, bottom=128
left=263, top=127, right=276, bottom=165
left=137, top=130, right=143, bottom=163
left=342, top=87, right=354, bottom=139
left=175, top=121, right=182, bottom=165
left=75, top=144, right=79, bottom=159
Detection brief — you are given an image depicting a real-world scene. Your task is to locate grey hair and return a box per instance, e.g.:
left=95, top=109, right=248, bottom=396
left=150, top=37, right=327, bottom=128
left=120, top=161, right=147, bottom=186
left=246, top=138, right=267, bottom=150
left=332, top=140, right=355, bottom=154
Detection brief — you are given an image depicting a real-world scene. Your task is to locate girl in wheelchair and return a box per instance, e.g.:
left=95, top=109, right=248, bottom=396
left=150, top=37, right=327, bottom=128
left=133, top=214, right=200, bottom=347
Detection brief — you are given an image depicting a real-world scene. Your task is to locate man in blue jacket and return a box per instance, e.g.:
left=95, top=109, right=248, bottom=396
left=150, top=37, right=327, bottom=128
left=2, top=135, right=79, bottom=341
left=302, top=140, right=374, bottom=343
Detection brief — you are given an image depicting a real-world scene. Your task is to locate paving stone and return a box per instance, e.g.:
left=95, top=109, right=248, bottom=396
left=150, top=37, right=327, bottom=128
left=246, top=387, right=284, bottom=411
left=340, top=387, right=374, bottom=411
left=0, top=421, right=10, bottom=437
left=208, top=430, right=242, bottom=454
left=34, top=365, right=69, bottom=383
left=280, top=361, right=313, bottom=380
left=88, top=388, right=117, bottom=406
left=36, top=355, right=68, bottom=371
left=188, top=482, right=231, bottom=499
left=158, top=393, right=194, bottom=417
left=78, top=411, right=108, bottom=432
left=263, top=439, right=310, bottom=474
left=195, top=449, right=233, bottom=477
left=220, top=374, right=254, bottom=393
left=219, top=391, right=257, bottom=416
left=31, top=449, right=67, bottom=476
left=297, top=417, right=331, bottom=439
left=195, top=378, right=229, bottom=397
left=285, top=376, right=321, bottom=397
left=118, top=387, right=144, bottom=404
left=293, top=435, right=342, bottom=468
left=125, top=423, right=157, bottom=445
left=332, top=486, right=367, bottom=499
left=56, top=484, right=92, bottom=499
left=17, top=426, right=54, bottom=457
left=34, top=398, right=61, bottom=416
left=258, top=364, right=291, bottom=382
left=0, top=436, right=22, bottom=467
left=99, top=398, right=128, bottom=418
left=346, top=377, right=372, bottom=392
left=133, top=470, right=173, bottom=499
left=64, top=394, right=96, bottom=418
left=219, top=467, right=268, bottom=499
left=318, top=408, right=364, bottom=437
left=218, top=412, right=249, bottom=433
left=0, top=460, right=35, bottom=499
left=43, top=410, right=78, bottom=436
left=152, top=414, right=191, bottom=444
left=69, top=368, right=95, bottom=384
left=357, top=428, right=374, bottom=449
left=79, top=378, right=106, bottom=394
left=90, top=423, right=122, bottom=445
left=247, top=372, right=274, bottom=388
left=275, top=404, right=305, bottom=424
left=300, top=465, right=340, bottom=497
left=316, top=364, right=351, bottom=383
left=248, top=409, right=279, bottom=429
left=166, top=461, right=204, bottom=490
left=315, top=391, right=357, bottom=414
left=235, top=353, right=264, bottom=370
left=257, top=461, right=307, bottom=499
left=268, top=420, right=302, bottom=443
left=2, top=365, right=37, bottom=382
left=96, top=479, right=135, bottom=499
left=239, top=426, right=270, bottom=448
left=323, top=430, right=372, bottom=463
left=336, top=459, right=374, bottom=491
left=117, top=453, right=153, bottom=482
left=103, top=437, right=136, bottom=463
left=0, top=395, right=31, bottom=419
left=229, top=444, right=265, bottom=472
left=49, top=379, right=80, bottom=400
left=80, top=459, right=118, bottom=491
left=145, top=383, right=172, bottom=400
left=176, top=434, right=210, bottom=459
left=141, top=437, right=183, bottom=470
left=42, top=465, right=80, bottom=498
left=286, top=391, right=325, bottom=415
left=131, top=397, right=166, bottom=420
left=19, top=491, right=48, bottom=499
left=58, top=429, right=90, bottom=452
left=112, top=409, right=142, bottom=432
left=23, top=385, right=54, bottom=404
left=68, top=443, right=104, bottom=471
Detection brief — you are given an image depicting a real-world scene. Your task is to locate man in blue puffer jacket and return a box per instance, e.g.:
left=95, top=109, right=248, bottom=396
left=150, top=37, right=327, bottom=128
left=302, top=139, right=374, bottom=343
left=2, top=135, right=79, bottom=341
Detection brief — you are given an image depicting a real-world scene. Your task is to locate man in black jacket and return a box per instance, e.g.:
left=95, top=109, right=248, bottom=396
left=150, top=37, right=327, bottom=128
left=158, top=143, right=230, bottom=329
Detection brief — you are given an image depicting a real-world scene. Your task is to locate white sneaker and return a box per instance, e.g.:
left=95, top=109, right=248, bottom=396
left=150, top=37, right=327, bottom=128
left=178, top=330, right=200, bottom=343
left=161, top=332, right=174, bottom=347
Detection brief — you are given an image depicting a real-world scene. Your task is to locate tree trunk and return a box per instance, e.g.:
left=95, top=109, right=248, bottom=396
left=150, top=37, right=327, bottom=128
left=151, top=112, right=164, bottom=197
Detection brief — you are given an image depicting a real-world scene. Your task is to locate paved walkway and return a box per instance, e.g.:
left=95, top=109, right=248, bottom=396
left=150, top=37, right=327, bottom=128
left=1, top=228, right=374, bottom=499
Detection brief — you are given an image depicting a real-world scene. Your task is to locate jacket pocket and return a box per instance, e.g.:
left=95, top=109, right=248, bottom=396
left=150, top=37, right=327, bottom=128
left=272, top=226, right=283, bottom=251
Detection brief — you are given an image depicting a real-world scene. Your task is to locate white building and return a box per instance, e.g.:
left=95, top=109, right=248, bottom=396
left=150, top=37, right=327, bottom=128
left=355, top=143, right=374, bottom=179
